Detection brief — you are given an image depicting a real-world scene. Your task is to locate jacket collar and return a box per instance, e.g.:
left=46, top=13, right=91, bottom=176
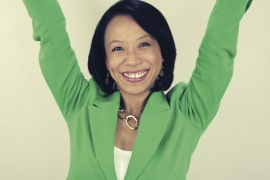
left=88, top=90, right=171, bottom=179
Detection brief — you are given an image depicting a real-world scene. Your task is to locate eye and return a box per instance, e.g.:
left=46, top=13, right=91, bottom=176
left=112, top=47, right=123, bottom=52
left=139, top=42, right=150, bottom=48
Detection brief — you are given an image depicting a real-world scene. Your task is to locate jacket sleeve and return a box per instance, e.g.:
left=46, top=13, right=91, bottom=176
left=176, top=0, right=253, bottom=130
left=22, top=0, right=90, bottom=118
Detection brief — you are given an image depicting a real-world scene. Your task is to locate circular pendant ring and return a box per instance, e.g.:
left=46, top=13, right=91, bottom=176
left=125, top=115, right=139, bottom=130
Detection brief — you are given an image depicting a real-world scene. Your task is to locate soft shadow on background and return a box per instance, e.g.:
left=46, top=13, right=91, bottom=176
left=0, top=0, right=269, bottom=179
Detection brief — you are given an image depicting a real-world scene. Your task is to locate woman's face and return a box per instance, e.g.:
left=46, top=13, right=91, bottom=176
left=104, top=15, right=163, bottom=96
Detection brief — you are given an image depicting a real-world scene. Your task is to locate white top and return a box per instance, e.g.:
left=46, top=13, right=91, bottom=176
left=114, top=146, right=132, bottom=180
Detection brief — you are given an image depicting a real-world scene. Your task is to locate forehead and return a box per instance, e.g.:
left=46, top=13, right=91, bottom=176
left=104, top=15, right=148, bottom=42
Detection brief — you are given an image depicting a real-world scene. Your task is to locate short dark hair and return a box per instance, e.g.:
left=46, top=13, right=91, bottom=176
left=88, top=0, right=176, bottom=95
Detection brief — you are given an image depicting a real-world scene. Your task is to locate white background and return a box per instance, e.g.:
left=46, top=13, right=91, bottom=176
left=1, top=0, right=269, bottom=179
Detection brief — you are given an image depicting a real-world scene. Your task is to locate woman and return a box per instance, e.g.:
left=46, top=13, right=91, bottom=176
left=22, top=0, right=252, bottom=179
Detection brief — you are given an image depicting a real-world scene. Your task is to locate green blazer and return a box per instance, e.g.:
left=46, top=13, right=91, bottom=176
left=23, top=0, right=252, bottom=179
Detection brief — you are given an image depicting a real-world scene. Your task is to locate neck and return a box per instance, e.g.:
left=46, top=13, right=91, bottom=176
left=120, top=91, right=151, bottom=117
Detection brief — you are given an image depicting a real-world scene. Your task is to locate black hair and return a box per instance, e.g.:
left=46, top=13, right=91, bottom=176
left=88, top=0, right=176, bottom=95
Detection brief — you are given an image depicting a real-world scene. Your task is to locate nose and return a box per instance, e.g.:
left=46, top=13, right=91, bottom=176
left=124, top=50, right=142, bottom=66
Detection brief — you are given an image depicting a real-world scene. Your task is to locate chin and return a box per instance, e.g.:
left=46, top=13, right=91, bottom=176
left=119, top=87, right=151, bottom=96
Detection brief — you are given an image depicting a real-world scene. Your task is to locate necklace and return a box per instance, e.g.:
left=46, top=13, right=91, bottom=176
left=118, top=108, right=143, bottom=130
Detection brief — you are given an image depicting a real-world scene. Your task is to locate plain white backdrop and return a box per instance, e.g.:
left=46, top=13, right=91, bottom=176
left=1, top=0, right=269, bottom=179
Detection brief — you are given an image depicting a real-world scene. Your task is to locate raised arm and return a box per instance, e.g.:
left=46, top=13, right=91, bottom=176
left=23, top=0, right=89, bottom=118
left=171, top=0, right=253, bottom=130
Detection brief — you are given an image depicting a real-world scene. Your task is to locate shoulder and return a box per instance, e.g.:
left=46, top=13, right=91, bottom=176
left=88, top=78, right=107, bottom=99
left=166, top=82, right=187, bottom=101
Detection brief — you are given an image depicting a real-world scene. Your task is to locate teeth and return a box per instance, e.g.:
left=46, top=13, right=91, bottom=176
left=123, top=71, right=147, bottom=79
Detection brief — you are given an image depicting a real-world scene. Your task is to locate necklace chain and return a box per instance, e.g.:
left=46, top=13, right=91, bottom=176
left=118, top=108, right=143, bottom=130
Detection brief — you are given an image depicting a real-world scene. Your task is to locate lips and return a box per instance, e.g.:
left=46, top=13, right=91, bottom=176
left=122, top=70, right=148, bottom=82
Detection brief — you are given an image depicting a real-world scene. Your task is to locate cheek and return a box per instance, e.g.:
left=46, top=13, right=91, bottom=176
left=145, top=53, right=163, bottom=67
left=106, top=57, right=121, bottom=72
left=144, top=47, right=163, bottom=61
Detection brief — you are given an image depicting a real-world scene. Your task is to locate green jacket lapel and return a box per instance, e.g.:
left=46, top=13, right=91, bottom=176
left=88, top=91, right=120, bottom=180
left=125, top=91, right=171, bottom=180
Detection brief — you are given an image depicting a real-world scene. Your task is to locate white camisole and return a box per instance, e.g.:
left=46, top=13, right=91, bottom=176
left=114, top=146, right=132, bottom=180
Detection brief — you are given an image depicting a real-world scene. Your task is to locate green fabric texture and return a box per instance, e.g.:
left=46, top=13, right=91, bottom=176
left=22, top=0, right=252, bottom=179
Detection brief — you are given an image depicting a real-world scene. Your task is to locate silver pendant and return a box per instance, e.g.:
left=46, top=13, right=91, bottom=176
left=118, top=109, right=140, bottom=130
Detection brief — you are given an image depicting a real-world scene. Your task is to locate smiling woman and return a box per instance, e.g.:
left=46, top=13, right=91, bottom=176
left=89, top=0, right=176, bottom=96
left=105, top=16, right=163, bottom=98
left=21, top=0, right=253, bottom=179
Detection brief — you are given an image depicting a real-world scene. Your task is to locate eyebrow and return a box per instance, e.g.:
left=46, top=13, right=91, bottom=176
left=136, top=34, right=154, bottom=41
left=108, top=34, right=154, bottom=46
left=108, top=40, right=123, bottom=46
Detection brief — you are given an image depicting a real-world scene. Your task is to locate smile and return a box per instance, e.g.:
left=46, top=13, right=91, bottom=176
left=123, top=70, right=148, bottom=79
left=122, top=70, right=148, bottom=82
